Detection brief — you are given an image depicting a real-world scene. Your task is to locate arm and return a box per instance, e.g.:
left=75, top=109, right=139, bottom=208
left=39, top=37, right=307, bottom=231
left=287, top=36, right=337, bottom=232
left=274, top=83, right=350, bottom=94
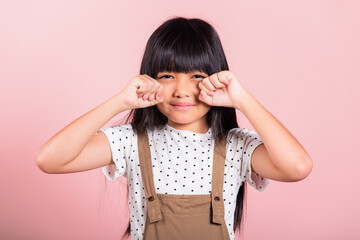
left=35, top=93, right=128, bottom=173
left=236, top=88, right=313, bottom=182
left=35, top=74, right=164, bottom=174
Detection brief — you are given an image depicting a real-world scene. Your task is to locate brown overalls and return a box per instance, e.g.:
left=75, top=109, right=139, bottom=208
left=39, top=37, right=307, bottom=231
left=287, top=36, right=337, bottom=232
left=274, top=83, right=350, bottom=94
left=137, top=129, right=230, bottom=240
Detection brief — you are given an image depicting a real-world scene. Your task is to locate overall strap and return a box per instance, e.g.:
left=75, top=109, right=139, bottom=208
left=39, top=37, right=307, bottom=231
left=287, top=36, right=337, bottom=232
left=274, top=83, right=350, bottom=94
left=137, top=129, right=163, bottom=223
left=211, top=131, right=229, bottom=224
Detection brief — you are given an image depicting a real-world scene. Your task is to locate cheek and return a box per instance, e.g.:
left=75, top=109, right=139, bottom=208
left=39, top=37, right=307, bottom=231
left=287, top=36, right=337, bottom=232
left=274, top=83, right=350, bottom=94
left=198, top=102, right=212, bottom=113
left=159, top=85, right=171, bottom=98
left=155, top=101, right=168, bottom=114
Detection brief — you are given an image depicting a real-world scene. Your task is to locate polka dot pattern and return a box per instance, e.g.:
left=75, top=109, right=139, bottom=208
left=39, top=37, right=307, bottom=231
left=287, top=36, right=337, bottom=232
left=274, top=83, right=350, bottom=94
left=100, top=123, right=270, bottom=240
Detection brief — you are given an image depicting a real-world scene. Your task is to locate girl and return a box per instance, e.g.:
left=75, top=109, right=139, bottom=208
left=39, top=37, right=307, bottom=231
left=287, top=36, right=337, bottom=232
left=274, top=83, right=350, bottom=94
left=36, top=17, right=313, bottom=240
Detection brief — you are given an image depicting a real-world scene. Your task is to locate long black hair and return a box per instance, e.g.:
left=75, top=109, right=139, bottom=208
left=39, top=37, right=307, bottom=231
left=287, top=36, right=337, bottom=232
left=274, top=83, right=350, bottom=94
left=113, top=16, right=248, bottom=239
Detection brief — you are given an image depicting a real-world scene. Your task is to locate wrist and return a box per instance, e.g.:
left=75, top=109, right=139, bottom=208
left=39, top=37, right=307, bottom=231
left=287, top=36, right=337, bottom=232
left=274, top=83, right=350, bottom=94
left=234, top=88, right=253, bottom=113
left=108, top=93, right=131, bottom=113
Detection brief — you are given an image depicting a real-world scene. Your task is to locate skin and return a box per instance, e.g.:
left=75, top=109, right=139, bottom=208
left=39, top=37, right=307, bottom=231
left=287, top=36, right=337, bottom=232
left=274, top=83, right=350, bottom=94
left=154, top=70, right=212, bottom=134
left=153, top=70, right=313, bottom=182
left=136, top=69, right=313, bottom=182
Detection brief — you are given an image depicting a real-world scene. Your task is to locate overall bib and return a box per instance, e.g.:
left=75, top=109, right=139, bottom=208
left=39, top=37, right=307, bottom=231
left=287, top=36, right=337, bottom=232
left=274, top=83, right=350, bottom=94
left=137, top=129, right=230, bottom=240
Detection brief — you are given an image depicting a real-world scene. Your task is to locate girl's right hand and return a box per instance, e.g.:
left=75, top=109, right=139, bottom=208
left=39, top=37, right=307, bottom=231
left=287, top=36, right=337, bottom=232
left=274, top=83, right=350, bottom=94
left=117, top=74, right=164, bottom=110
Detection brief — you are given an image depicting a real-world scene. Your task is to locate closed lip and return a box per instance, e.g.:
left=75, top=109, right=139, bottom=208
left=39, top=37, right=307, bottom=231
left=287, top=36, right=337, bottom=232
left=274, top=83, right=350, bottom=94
left=171, top=102, right=195, bottom=106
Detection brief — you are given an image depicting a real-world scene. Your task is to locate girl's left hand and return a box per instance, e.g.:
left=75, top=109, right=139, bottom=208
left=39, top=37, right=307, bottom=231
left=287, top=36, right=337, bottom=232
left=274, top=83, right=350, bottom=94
left=198, top=70, right=246, bottom=108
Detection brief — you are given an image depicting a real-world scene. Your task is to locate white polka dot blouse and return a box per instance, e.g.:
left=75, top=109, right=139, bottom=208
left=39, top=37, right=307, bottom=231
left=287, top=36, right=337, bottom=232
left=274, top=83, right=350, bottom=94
left=100, top=123, right=270, bottom=240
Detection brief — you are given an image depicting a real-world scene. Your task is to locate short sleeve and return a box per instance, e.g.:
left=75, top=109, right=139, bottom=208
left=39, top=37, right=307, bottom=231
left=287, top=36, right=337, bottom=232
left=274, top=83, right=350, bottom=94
left=229, top=128, right=270, bottom=192
left=99, top=124, right=134, bottom=181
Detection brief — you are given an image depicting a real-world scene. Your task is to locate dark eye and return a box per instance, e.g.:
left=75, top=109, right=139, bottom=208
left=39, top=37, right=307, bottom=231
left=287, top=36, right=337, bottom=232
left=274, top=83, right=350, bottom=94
left=159, top=75, right=172, bottom=79
left=193, top=74, right=205, bottom=79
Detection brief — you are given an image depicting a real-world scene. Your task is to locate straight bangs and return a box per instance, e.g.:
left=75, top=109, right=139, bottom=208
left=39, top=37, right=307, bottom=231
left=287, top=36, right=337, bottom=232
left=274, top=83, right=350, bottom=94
left=141, top=19, right=226, bottom=78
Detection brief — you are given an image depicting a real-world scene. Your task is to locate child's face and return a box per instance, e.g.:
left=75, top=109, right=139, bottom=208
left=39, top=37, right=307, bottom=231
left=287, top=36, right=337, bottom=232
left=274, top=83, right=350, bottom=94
left=155, top=70, right=211, bottom=133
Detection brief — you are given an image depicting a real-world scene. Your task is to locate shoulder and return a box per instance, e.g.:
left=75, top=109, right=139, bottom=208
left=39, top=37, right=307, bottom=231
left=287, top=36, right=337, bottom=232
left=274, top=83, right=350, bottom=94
left=99, top=124, right=136, bottom=144
left=100, top=123, right=134, bottom=134
left=227, top=127, right=251, bottom=141
left=227, top=127, right=260, bottom=138
left=226, top=127, right=262, bottom=150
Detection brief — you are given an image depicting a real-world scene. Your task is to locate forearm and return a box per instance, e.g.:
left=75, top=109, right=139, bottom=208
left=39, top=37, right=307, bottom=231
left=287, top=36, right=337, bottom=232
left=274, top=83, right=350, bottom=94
left=35, top=93, right=128, bottom=166
left=235, top=88, right=312, bottom=175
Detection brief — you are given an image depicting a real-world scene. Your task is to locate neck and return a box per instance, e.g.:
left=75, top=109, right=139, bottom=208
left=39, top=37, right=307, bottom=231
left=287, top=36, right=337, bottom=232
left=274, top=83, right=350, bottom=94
left=166, top=121, right=210, bottom=134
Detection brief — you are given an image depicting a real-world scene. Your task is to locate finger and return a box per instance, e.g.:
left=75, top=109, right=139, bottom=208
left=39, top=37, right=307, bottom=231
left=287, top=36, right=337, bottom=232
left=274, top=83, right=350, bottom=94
left=136, top=80, right=152, bottom=94
left=143, top=83, right=162, bottom=101
left=154, top=82, right=163, bottom=92
left=145, top=90, right=162, bottom=103
left=137, top=75, right=156, bottom=93
left=199, top=89, right=213, bottom=105
left=155, top=91, right=162, bottom=100
left=148, top=92, right=157, bottom=101
left=142, top=74, right=161, bottom=88
left=153, top=91, right=163, bottom=102
left=144, top=75, right=162, bottom=91
left=198, top=82, right=214, bottom=96
left=149, top=92, right=155, bottom=101
left=142, top=74, right=155, bottom=80
left=142, top=91, right=157, bottom=101
left=155, top=85, right=163, bottom=99
left=201, top=78, right=216, bottom=92
left=219, top=71, right=236, bottom=84
left=209, top=74, right=227, bottom=89
left=136, top=83, right=153, bottom=101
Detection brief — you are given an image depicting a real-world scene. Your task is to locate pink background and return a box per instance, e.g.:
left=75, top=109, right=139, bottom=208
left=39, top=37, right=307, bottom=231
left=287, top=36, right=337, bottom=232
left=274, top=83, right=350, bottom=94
left=1, top=0, right=359, bottom=239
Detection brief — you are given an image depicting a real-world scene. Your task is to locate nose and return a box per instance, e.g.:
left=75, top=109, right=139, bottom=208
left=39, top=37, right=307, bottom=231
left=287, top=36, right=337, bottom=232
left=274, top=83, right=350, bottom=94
left=174, top=89, right=190, bottom=98
left=173, top=78, right=193, bottom=98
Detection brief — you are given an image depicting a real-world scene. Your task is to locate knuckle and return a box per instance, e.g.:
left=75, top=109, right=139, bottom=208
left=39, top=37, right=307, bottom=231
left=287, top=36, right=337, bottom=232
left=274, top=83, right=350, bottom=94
left=203, top=87, right=211, bottom=93
left=203, top=80, right=210, bottom=87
